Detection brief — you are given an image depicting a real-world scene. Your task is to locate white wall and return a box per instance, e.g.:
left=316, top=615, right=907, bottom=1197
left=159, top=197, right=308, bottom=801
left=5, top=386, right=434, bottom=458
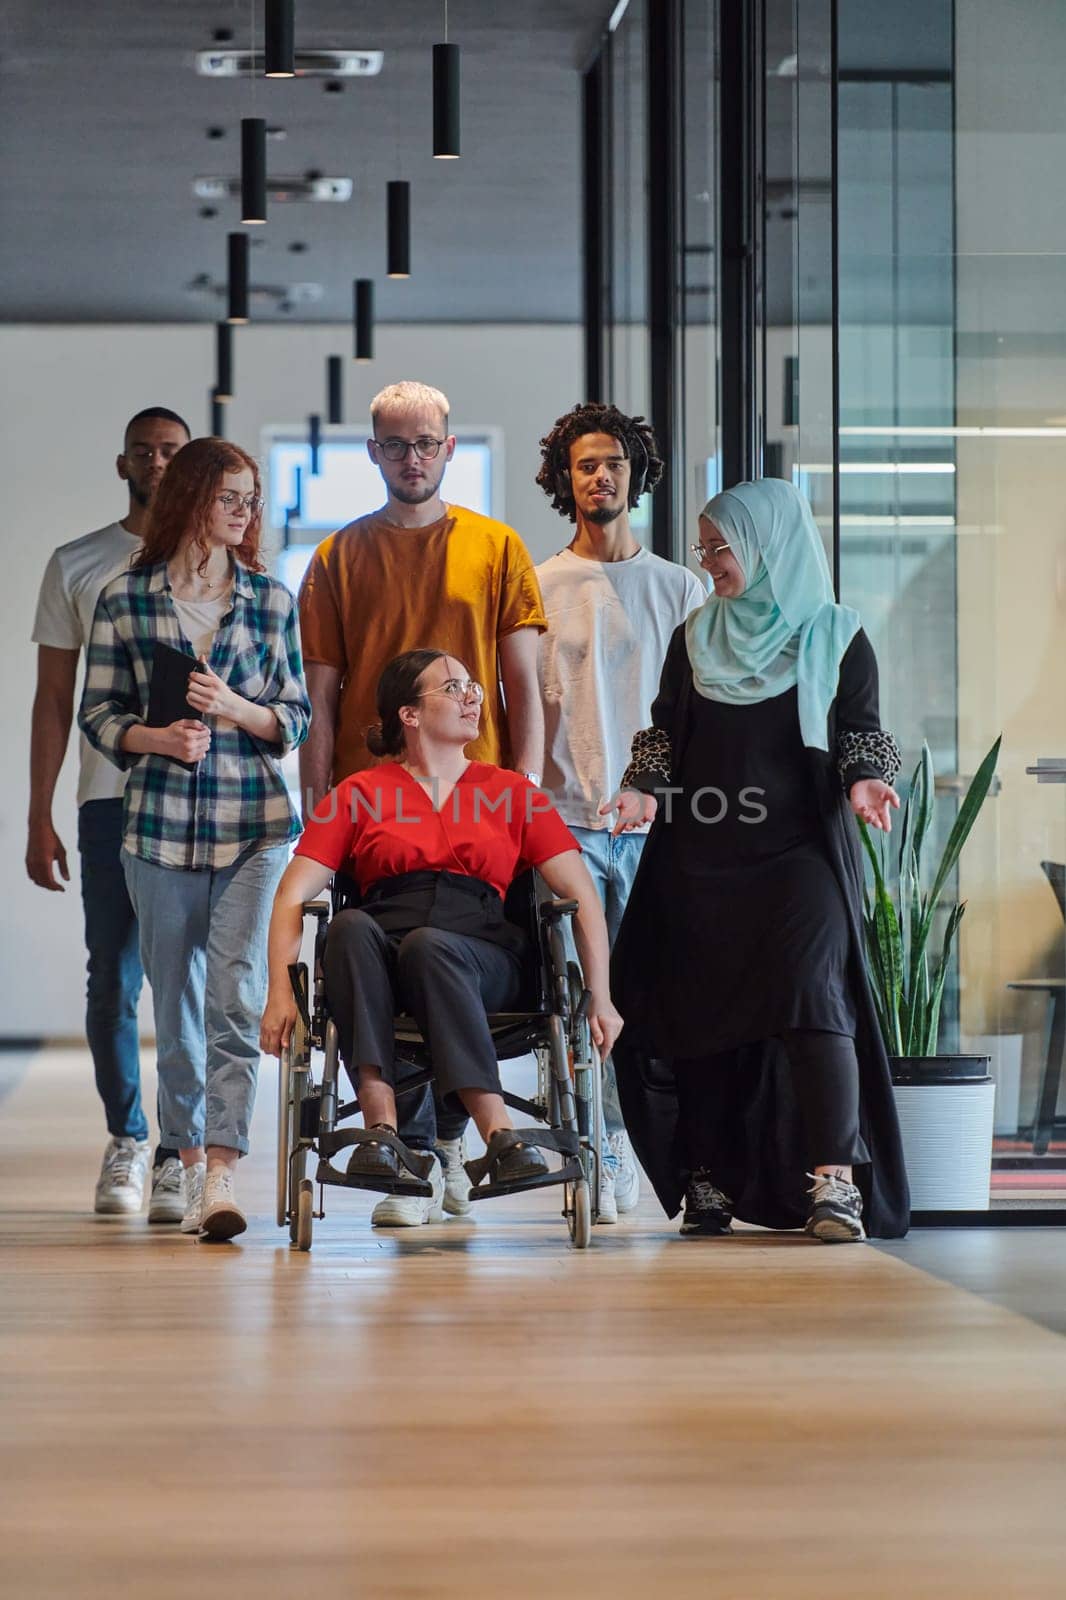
left=1, top=322, right=582, bottom=1037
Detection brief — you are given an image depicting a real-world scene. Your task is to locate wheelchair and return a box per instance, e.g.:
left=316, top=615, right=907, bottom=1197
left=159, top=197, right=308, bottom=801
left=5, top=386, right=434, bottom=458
left=276, top=869, right=603, bottom=1250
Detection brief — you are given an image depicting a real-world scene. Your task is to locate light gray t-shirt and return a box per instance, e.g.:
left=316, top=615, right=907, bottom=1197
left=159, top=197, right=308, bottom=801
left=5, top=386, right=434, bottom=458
left=536, top=545, right=707, bottom=831
left=31, top=521, right=140, bottom=807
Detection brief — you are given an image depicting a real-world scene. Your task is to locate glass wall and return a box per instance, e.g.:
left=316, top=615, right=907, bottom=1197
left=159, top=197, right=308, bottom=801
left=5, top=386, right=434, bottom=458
left=837, top=0, right=1066, bottom=1206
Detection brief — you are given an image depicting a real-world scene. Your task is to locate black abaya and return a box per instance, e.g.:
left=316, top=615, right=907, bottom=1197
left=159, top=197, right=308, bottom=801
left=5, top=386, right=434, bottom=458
left=610, top=625, right=911, bottom=1238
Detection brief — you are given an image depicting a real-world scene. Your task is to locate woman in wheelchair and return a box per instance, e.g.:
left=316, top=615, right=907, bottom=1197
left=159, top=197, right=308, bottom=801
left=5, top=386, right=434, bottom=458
left=261, top=648, right=622, bottom=1204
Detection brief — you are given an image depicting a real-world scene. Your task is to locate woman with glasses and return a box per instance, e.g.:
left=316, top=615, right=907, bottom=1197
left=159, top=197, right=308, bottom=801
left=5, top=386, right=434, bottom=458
left=80, top=437, right=310, bottom=1241
left=604, top=478, right=910, bottom=1243
left=261, top=648, right=621, bottom=1217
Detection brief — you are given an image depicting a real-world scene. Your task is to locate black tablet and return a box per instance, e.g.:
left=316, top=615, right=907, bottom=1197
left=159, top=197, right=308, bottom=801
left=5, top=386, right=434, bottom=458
left=146, top=642, right=203, bottom=769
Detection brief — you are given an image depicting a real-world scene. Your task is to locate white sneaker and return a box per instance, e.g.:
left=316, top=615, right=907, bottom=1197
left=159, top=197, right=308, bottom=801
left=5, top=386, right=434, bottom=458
left=148, top=1156, right=185, bottom=1224
left=180, top=1161, right=207, bottom=1234
left=200, top=1167, right=247, bottom=1241
left=94, top=1136, right=151, bottom=1215
left=608, top=1130, right=640, bottom=1212
left=371, top=1156, right=445, bottom=1227
left=435, top=1136, right=472, bottom=1216
left=597, top=1164, right=619, bottom=1224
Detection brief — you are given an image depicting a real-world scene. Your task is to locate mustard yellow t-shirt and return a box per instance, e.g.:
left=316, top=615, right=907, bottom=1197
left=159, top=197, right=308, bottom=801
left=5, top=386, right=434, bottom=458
left=298, top=504, right=547, bottom=782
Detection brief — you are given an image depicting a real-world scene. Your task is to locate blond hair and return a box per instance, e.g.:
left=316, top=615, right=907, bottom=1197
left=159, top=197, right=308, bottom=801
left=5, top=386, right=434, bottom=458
left=370, top=380, right=450, bottom=431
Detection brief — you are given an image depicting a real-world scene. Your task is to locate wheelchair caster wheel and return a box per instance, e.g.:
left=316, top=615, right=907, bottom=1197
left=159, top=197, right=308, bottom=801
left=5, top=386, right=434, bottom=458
left=294, top=1179, right=314, bottom=1252
left=566, top=1178, right=591, bottom=1249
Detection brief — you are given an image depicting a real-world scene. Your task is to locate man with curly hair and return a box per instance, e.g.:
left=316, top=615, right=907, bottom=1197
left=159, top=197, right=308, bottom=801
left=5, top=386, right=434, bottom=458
left=534, top=403, right=706, bottom=1222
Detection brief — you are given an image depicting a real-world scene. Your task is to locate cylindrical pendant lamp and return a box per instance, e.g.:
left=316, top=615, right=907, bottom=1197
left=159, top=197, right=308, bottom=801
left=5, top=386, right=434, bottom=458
left=327, top=355, right=344, bottom=423
left=211, top=390, right=227, bottom=438
left=433, top=44, right=460, bottom=158
left=265, top=0, right=295, bottom=77
left=308, top=413, right=322, bottom=476
left=227, top=232, right=249, bottom=323
left=216, top=323, right=234, bottom=401
left=354, top=279, right=374, bottom=362
left=241, top=118, right=267, bottom=224
left=387, top=180, right=411, bottom=278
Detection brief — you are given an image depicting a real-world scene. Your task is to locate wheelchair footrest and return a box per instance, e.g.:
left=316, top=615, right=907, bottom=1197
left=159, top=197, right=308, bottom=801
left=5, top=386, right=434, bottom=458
left=467, top=1157, right=582, bottom=1202
left=315, top=1157, right=434, bottom=1198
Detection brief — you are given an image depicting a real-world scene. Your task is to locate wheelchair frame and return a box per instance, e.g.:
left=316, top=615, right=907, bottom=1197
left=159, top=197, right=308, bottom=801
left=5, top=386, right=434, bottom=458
left=276, top=871, right=603, bottom=1250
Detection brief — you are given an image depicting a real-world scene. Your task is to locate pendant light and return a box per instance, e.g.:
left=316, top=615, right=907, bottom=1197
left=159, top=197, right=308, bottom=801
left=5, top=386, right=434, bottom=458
left=327, top=354, right=344, bottom=424
left=241, top=117, right=267, bottom=223
left=433, top=7, right=460, bottom=160
left=354, top=279, right=374, bottom=362
left=264, top=0, right=295, bottom=78
left=215, top=322, right=234, bottom=401
left=227, top=232, right=249, bottom=323
left=308, top=413, right=322, bottom=476
left=387, top=180, right=411, bottom=278
left=211, top=390, right=227, bottom=438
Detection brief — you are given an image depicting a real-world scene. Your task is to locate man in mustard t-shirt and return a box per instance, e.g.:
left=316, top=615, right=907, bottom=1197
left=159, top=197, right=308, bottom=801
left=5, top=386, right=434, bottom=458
left=298, top=378, right=547, bottom=1227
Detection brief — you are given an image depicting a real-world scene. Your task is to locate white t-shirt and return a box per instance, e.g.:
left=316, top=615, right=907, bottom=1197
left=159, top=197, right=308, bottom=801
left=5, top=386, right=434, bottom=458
left=171, top=590, right=232, bottom=662
left=32, top=521, right=140, bottom=806
left=536, top=545, right=708, bottom=831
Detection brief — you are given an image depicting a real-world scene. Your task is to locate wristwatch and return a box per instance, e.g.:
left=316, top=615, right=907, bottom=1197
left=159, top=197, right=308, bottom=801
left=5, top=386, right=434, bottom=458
left=523, top=770, right=542, bottom=787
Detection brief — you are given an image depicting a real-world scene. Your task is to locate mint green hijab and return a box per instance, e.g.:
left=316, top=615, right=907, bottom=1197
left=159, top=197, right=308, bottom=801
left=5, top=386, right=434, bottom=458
left=685, top=478, right=860, bottom=752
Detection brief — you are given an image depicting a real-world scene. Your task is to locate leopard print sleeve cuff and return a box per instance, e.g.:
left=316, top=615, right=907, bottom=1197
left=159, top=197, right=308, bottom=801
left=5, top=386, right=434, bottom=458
left=620, top=726, right=673, bottom=792
left=836, top=728, right=903, bottom=789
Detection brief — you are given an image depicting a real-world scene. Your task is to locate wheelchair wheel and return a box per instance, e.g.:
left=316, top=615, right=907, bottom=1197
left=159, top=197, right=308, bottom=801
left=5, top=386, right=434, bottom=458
left=566, top=1178, right=591, bottom=1249
left=293, top=1179, right=314, bottom=1252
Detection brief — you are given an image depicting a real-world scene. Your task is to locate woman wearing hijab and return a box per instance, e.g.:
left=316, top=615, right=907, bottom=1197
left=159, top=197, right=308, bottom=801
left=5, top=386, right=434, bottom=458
left=603, top=478, right=910, bottom=1242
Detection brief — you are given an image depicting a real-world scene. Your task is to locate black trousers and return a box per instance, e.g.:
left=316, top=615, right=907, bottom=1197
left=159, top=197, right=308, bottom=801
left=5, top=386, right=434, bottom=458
left=323, top=909, right=521, bottom=1145
left=675, top=1028, right=869, bottom=1172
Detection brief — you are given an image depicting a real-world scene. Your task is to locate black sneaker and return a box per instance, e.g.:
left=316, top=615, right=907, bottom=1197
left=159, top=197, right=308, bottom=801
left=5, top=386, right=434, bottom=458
left=680, top=1170, right=733, bottom=1236
left=804, top=1171, right=866, bottom=1243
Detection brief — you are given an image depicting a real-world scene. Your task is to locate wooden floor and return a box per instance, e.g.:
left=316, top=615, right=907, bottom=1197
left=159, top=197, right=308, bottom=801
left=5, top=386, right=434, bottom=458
left=3, top=1051, right=1066, bottom=1598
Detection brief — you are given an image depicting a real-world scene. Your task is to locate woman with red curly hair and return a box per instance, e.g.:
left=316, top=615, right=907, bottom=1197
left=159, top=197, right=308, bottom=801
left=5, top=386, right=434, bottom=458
left=80, top=437, right=310, bottom=1242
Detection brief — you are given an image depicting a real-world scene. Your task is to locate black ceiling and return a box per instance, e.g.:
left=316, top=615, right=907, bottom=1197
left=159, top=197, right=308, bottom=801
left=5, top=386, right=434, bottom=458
left=1, top=1, right=609, bottom=324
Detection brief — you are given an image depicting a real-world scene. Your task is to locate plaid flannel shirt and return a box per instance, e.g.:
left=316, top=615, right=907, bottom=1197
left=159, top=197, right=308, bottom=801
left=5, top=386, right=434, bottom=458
left=79, top=560, right=310, bottom=871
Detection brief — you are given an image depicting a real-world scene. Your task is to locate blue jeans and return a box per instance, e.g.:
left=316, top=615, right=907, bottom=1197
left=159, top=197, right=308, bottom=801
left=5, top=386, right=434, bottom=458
left=122, top=844, right=288, bottom=1153
left=569, top=826, right=647, bottom=1162
left=78, top=799, right=151, bottom=1143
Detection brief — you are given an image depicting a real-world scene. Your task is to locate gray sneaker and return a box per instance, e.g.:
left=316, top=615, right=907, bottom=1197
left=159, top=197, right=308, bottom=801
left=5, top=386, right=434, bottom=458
left=608, top=1130, right=640, bottom=1212
left=434, top=1136, right=472, bottom=1216
left=805, top=1172, right=866, bottom=1243
left=94, top=1136, right=151, bottom=1215
left=148, top=1156, right=185, bottom=1224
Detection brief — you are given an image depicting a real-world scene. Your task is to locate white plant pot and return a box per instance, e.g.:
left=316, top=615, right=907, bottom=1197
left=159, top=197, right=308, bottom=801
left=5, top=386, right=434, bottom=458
left=891, top=1060, right=996, bottom=1211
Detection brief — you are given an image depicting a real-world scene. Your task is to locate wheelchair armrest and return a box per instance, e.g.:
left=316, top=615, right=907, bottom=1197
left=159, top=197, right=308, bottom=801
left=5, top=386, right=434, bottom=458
left=539, top=897, right=579, bottom=923
left=303, top=899, right=330, bottom=918
left=287, top=964, right=312, bottom=1032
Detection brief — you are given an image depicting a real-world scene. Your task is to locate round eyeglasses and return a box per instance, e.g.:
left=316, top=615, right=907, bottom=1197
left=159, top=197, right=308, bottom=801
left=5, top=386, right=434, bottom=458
left=690, top=540, right=731, bottom=564
left=216, top=491, right=263, bottom=516
left=417, top=678, right=484, bottom=704
left=374, top=436, right=446, bottom=462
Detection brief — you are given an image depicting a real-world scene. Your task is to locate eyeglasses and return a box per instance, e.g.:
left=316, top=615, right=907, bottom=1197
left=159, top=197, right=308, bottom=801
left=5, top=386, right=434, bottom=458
left=690, top=541, right=731, bottom=564
left=216, top=491, right=263, bottom=516
left=373, top=436, right=446, bottom=461
left=417, top=678, right=484, bottom=704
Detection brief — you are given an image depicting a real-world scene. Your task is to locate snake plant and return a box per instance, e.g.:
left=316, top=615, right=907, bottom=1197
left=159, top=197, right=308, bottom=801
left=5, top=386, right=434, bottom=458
left=859, top=736, right=1001, bottom=1058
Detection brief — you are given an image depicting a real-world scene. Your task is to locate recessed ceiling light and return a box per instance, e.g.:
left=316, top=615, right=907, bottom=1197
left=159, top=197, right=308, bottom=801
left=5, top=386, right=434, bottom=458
left=196, top=48, right=383, bottom=78
left=193, top=176, right=353, bottom=204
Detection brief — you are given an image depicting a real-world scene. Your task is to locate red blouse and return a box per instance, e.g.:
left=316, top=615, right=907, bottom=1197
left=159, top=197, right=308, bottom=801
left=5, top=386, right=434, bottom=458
left=295, top=762, right=580, bottom=899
